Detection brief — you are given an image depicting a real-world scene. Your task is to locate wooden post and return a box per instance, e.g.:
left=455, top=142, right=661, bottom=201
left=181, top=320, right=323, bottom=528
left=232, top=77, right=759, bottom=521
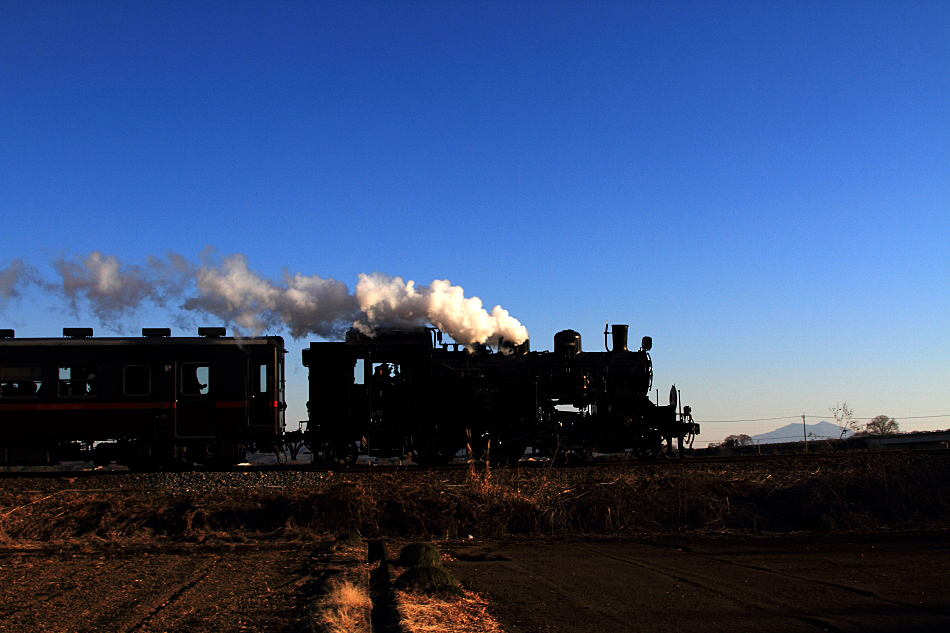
left=803, top=413, right=808, bottom=453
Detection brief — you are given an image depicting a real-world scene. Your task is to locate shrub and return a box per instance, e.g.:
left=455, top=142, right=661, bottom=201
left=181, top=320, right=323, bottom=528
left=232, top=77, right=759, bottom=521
left=336, top=529, right=363, bottom=542
left=397, top=541, right=443, bottom=568
left=394, top=565, right=464, bottom=597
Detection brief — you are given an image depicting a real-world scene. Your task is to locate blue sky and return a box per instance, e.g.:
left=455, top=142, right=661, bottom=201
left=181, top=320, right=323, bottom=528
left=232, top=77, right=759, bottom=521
left=2, top=1, right=948, bottom=443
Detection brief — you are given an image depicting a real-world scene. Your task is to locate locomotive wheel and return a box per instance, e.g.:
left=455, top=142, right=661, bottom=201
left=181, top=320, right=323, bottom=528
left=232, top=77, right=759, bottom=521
left=330, top=441, right=359, bottom=468
left=411, top=432, right=463, bottom=467
left=633, top=430, right=665, bottom=461
left=554, top=443, right=593, bottom=466
left=412, top=447, right=455, bottom=467
left=487, top=439, right=528, bottom=467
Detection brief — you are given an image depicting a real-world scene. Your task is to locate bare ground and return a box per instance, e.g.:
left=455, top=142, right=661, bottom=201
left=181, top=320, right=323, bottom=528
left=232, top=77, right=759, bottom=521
left=445, top=532, right=950, bottom=633
left=0, top=541, right=369, bottom=633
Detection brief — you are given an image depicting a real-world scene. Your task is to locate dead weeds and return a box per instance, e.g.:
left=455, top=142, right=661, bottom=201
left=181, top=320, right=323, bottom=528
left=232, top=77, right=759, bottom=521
left=0, top=453, right=947, bottom=549
left=313, top=579, right=372, bottom=633
left=396, top=588, right=503, bottom=633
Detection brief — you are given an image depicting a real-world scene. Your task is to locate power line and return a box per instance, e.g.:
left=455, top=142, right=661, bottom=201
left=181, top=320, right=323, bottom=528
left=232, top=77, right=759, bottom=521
left=804, top=413, right=950, bottom=422
left=698, top=413, right=950, bottom=424
left=699, top=416, right=802, bottom=424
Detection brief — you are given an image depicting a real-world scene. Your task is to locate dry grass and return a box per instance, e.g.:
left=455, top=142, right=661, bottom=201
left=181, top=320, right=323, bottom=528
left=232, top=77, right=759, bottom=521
left=313, top=580, right=372, bottom=633
left=396, top=588, right=503, bottom=633
left=0, top=453, right=948, bottom=548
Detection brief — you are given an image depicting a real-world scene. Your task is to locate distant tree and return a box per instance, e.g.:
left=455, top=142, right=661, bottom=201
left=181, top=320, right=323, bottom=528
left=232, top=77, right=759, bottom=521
left=830, top=402, right=859, bottom=439
left=865, top=415, right=899, bottom=436
left=722, top=434, right=752, bottom=448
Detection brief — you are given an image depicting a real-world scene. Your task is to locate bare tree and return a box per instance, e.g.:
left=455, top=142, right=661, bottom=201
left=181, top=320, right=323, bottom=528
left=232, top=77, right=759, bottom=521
left=830, top=402, right=859, bottom=439
left=722, top=434, right=752, bottom=447
left=865, top=415, right=899, bottom=436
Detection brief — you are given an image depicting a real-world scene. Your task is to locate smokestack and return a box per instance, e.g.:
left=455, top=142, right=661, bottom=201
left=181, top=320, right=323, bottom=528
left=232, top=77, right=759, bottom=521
left=611, top=324, right=628, bottom=353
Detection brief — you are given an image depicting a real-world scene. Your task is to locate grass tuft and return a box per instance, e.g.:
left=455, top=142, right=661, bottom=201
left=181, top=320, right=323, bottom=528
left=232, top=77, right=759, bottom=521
left=314, top=580, right=371, bottom=633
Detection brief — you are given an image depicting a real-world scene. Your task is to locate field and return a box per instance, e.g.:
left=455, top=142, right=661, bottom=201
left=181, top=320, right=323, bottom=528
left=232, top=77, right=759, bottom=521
left=1, top=452, right=948, bottom=632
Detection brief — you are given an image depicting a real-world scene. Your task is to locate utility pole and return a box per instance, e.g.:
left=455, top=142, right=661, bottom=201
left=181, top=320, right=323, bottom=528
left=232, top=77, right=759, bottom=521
left=802, top=413, right=808, bottom=453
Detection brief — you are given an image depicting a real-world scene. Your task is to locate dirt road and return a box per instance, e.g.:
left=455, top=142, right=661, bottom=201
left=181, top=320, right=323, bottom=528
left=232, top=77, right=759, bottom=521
left=447, top=531, right=950, bottom=633
left=0, top=541, right=364, bottom=633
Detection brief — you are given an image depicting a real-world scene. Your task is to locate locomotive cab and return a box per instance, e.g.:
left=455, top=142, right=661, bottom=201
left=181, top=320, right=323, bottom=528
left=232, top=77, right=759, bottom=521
left=304, top=326, right=539, bottom=466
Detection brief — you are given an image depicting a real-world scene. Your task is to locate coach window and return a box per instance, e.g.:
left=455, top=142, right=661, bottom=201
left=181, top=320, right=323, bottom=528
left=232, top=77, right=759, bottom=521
left=59, top=365, right=101, bottom=397
left=254, top=363, right=269, bottom=394
left=181, top=363, right=210, bottom=395
left=0, top=366, right=42, bottom=397
left=124, top=365, right=150, bottom=396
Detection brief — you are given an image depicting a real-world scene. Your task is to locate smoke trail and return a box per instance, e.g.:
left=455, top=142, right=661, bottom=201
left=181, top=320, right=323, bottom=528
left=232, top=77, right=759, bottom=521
left=52, top=252, right=158, bottom=324
left=30, top=251, right=528, bottom=346
left=182, top=252, right=357, bottom=338
left=0, top=259, right=42, bottom=304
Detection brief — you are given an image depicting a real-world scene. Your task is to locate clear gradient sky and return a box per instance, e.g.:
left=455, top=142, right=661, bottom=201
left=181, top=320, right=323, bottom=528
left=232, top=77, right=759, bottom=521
left=1, top=1, right=948, bottom=444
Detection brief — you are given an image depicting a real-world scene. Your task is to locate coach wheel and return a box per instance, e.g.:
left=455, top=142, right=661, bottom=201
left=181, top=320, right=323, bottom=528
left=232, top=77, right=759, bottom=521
left=92, top=445, right=113, bottom=468
left=125, top=456, right=164, bottom=472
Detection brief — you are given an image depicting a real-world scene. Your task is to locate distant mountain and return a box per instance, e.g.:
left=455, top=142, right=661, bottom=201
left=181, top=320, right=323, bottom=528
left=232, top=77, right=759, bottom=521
left=751, top=421, right=850, bottom=445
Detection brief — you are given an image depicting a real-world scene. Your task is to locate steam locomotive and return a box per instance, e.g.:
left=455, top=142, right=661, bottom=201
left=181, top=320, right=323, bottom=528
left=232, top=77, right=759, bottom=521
left=302, top=324, right=698, bottom=466
left=0, top=324, right=698, bottom=468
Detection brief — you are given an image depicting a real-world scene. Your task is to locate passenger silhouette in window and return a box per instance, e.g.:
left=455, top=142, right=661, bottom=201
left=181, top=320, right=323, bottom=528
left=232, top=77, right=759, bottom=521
left=183, top=365, right=208, bottom=395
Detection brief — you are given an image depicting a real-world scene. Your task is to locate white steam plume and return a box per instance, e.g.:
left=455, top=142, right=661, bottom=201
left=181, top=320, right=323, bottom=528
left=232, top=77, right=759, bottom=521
left=25, top=251, right=528, bottom=346
left=354, top=273, right=529, bottom=346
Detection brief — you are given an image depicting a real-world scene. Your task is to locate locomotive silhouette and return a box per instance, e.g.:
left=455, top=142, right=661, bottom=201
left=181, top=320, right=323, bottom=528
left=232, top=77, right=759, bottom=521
left=302, top=323, right=698, bottom=466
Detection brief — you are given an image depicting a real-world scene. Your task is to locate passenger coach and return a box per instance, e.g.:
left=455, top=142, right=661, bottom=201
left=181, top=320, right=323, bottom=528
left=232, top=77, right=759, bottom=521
left=0, top=328, right=286, bottom=468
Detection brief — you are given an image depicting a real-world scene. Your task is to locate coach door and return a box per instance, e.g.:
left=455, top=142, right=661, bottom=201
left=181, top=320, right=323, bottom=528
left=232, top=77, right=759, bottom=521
left=249, top=358, right=274, bottom=427
left=176, top=361, right=214, bottom=437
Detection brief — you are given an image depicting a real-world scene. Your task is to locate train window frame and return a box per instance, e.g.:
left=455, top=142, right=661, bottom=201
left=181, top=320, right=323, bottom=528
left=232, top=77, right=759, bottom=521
left=123, top=365, right=151, bottom=396
left=180, top=362, right=210, bottom=396
left=58, top=364, right=101, bottom=397
left=0, top=365, right=43, bottom=398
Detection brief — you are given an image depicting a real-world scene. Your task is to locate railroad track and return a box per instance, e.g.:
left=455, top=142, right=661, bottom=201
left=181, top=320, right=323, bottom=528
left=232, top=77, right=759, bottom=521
left=1, top=448, right=948, bottom=480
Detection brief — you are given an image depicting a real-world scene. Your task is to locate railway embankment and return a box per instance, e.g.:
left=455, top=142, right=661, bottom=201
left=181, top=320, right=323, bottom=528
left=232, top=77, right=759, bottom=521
left=1, top=452, right=948, bottom=548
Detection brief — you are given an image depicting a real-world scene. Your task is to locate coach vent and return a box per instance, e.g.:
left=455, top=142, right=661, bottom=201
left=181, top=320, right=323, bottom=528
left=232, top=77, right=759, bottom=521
left=63, top=328, right=93, bottom=338
left=198, top=327, right=227, bottom=337
left=142, top=328, right=171, bottom=337
left=0, top=329, right=13, bottom=338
